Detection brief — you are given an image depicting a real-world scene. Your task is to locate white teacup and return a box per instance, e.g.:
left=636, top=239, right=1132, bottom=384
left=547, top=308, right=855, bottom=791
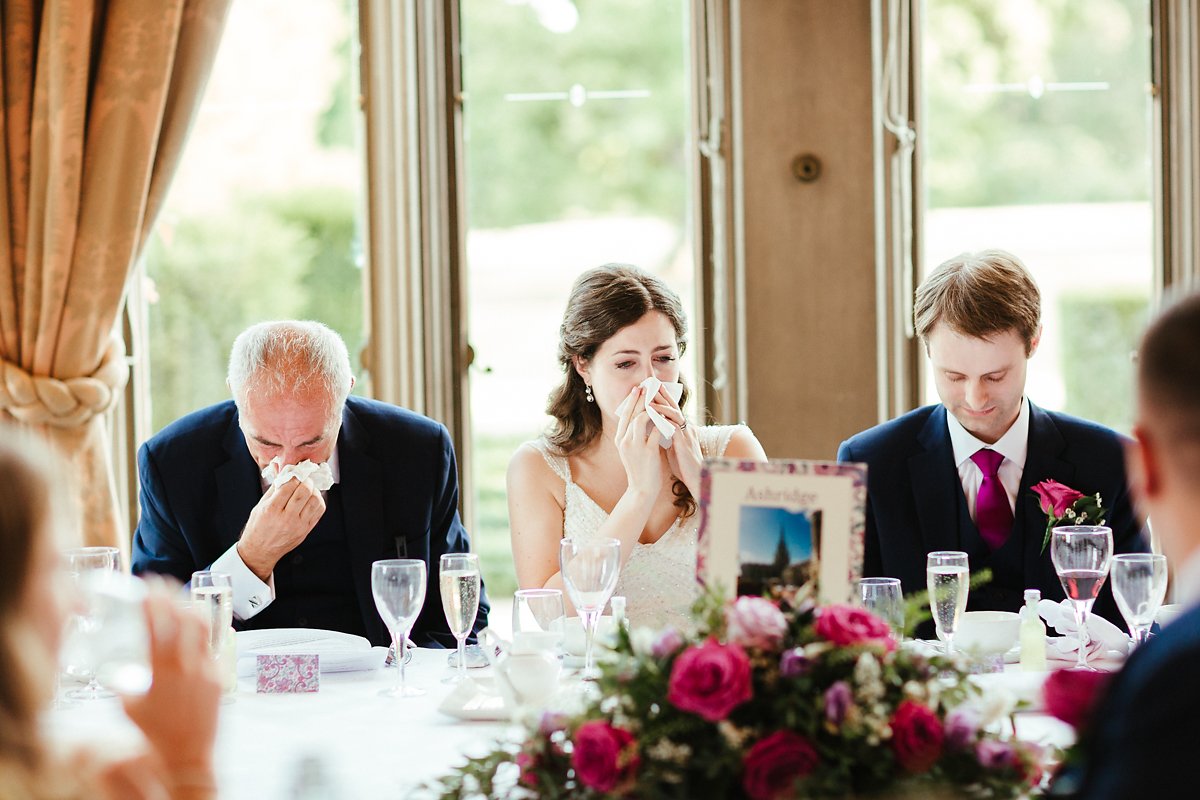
left=561, top=616, right=617, bottom=657
left=955, top=610, right=1021, bottom=656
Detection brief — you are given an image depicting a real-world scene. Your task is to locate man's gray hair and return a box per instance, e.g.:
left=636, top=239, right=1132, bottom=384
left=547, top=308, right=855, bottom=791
left=228, top=321, right=353, bottom=410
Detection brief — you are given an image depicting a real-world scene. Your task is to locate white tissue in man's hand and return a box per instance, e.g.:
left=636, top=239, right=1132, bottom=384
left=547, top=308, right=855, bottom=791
left=613, top=376, right=684, bottom=448
left=261, top=457, right=334, bottom=492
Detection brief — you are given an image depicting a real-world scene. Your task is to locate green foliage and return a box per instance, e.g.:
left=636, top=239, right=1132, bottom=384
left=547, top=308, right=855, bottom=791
left=1059, top=292, right=1148, bottom=433
left=473, top=434, right=526, bottom=600
left=925, top=0, right=1151, bottom=208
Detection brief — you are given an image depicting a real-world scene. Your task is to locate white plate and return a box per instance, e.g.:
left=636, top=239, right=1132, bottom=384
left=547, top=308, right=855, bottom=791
left=437, top=676, right=511, bottom=721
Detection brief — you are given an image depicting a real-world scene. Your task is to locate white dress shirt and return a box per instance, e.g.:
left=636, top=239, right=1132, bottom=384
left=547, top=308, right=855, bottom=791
left=210, top=447, right=342, bottom=621
left=946, top=398, right=1030, bottom=523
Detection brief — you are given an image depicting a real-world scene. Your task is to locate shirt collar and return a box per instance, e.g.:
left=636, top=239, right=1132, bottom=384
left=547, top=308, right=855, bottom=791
left=327, top=443, right=341, bottom=485
left=947, top=397, right=1030, bottom=468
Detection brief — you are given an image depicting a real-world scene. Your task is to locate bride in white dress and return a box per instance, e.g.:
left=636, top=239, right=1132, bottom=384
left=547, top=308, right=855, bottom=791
left=507, top=265, right=767, bottom=631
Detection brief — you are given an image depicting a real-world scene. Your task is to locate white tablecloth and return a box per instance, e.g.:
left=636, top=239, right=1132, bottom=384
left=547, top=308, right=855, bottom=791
left=45, top=648, right=509, bottom=799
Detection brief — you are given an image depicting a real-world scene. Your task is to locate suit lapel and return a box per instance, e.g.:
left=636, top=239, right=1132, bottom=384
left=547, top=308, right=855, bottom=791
left=215, top=412, right=264, bottom=552
left=909, top=405, right=963, bottom=554
left=1018, top=403, right=1074, bottom=583
left=336, top=403, right=388, bottom=641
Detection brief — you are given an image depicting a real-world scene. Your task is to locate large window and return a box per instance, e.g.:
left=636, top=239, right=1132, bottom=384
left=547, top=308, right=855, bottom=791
left=921, top=0, right=1153, bottom=433
left=141, top=0, right=366, bottom=432
left=459, top=0, right=696, bottom=599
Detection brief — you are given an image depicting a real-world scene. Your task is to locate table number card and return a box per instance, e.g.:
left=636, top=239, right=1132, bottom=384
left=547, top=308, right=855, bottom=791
left=697, top=459, right=867, bottom=605
left=256, top=654, right=320, bottom=693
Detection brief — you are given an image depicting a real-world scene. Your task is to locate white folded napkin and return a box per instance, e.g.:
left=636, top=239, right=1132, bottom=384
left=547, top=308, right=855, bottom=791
left=235, top=628, right=387, bottom=676
left=1037, top=598, right=1131, bottom=662
left=261, top=457, right=334, bottom=492
left=613, top=376, right=685, bottom=448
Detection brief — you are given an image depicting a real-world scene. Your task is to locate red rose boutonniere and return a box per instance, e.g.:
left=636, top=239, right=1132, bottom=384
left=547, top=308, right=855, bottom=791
left=1031, top=479, right=1107, bottom=554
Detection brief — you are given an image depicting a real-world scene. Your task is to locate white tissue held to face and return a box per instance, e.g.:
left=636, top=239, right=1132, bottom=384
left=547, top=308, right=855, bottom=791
left=614, top=376, right=684, bottom=448
left=261, top=457, right=335, bottom=492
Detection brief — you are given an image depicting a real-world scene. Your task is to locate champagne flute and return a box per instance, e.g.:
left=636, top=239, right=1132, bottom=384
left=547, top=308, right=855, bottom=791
left=1111, top=552, right=1167, bottom=647
left=372, top=559, right=427, bottom=697
left=512, top=588, right=566, bottom=654
left=559, top=538, right=621, bottom=679
left=926, top=551, right=969, bottom=657
left=439, top=553, right=481, bottom=684
left=858, top=577, right=904, bottom=639
left=1051, top=525, right=1114, bottom=671
left=62, top=546, right=120, bottom=700
left=190, top=570, right=234, bottom=660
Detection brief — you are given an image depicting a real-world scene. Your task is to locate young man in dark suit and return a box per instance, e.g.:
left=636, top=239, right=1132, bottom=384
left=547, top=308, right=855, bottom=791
left=132, top=320, right=487, bottom=647
left=837, top=250, right=1144, bottom=623
left=1067, top=290, right=1200, bottom=797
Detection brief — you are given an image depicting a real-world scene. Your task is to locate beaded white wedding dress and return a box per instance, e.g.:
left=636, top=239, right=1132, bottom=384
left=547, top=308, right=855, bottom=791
left=528, top=425, right=744, bottom=631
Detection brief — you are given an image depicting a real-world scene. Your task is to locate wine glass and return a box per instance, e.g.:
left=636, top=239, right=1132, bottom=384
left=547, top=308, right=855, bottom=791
left=372, top=559, right=427, bottom=697
left=859, top=577, right=904, bottom=639
left=1111, top=552, right=1167, bottom=647
left=512, top=588, right=566, bottom=654
left=84, top=572, right=152, bottom=695
left=926, top=551, right=969, bottom=657
left=439, top=553, right=481, bottom=684
left=1051, top=525, right=1114, bottom=671
left=559, top=538, right=621, bottom=679
left=62, top=546, right=120, bottom=700
left=190, top=570, right=234, bottom=659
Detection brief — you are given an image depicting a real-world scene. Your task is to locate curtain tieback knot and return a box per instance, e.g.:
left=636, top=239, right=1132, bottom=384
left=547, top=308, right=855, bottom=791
left=0, top=336, right=129, bottom=427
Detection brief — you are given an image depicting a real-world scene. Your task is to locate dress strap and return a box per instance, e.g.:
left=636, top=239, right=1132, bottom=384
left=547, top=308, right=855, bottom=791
left=699, top=424, right=746, bottom=458
left=528, top=437, right=572, bottom=483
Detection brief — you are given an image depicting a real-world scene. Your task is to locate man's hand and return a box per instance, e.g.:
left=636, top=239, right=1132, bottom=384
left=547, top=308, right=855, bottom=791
left=236, top=478, right=326, bottom=580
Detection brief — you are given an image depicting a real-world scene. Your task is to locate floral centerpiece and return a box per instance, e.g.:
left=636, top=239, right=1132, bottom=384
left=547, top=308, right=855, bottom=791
left=426, top=588, right=1043, bottom=799
left=1031, top=479, right=1107, bottom=554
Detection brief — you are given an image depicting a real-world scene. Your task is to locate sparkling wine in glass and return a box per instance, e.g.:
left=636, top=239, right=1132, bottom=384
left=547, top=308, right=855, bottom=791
left=512, top=588, right=566, bottom=654
left=439, top=553, right=481, bottom=684
left=62, top=546, right=120, bottom=700
left=372, top=559, right=427, bottom=697
left=926, top=551, right=969, bottom=657
left=859, top=577, right=904, bottom=639
left=190, top=570, right=234, bottom=659
left=1111, top=552, right=1167, bottom=647
left=1051, top=525, right=1114, bottom=671
left=559, top=538, right=621, bottom=679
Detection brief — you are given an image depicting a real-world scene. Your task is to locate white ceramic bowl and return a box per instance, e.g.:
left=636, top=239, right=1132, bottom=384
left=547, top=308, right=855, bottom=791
left=1156, top=603, right=1184, bottom=628
left=955, top=611, right=1021, bottom=656
left=562, top=616, right=617, bottom=657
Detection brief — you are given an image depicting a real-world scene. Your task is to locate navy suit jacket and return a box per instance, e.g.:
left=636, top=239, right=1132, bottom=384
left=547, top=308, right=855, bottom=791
left=131, top=396, right=488, bottom=648
left=836, top=403, right=1145, bottom=625
left=1066, top=601, right=1200, bottom=798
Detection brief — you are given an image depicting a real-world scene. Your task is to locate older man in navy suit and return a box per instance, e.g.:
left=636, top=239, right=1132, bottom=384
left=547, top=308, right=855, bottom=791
left=132, top=320, right=487, bottom=647
left=837, top=250, right=1144, bottom=624
left=1063, top=290, right=1200, bottom=797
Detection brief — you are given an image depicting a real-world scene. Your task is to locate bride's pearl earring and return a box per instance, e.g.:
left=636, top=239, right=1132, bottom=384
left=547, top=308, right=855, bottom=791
left=585, top=384, right=594, bottom=403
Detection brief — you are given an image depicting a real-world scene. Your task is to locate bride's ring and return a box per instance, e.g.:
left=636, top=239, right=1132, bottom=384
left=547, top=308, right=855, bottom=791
left=679, top=419, right=687, bottom=430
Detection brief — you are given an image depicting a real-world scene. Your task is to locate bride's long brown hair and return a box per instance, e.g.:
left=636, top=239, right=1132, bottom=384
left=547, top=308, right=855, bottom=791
left=546, top=264, right=695, bottom=516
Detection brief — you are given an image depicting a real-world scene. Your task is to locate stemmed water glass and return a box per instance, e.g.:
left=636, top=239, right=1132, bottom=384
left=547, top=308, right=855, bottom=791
left=62, top=546, right=120, bottom=700
left=1111, top=552, right=1167, bottom=647
left=559, top=538, right=621, bottom=679
left=512, top=588, right=566, bottom=653
left=859, top=577, right=904, bottom=639
left=1051, top=525, right=1114, bottom=671
left=926, top=551, right=969, bottom=657
left=372, top=559, right=427, bottom=697
left=439, top=553, right=481, bottom=684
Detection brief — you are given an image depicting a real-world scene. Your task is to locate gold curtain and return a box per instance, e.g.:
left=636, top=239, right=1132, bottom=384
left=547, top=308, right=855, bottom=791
left=0, top=0, right=230, bottom=552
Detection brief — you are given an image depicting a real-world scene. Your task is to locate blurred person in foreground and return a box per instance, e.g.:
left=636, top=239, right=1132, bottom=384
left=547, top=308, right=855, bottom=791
left=837, top=250, right=1145, bottom=625
left=0, top=431, right=220, bottom=800
left=1064, top=290, right=1200, bottom=797
left=132, top=320, right=487, bottom=647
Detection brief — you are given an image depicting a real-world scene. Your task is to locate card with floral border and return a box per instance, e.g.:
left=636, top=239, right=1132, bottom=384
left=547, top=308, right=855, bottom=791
left=697, top=459, right=867, bottom=605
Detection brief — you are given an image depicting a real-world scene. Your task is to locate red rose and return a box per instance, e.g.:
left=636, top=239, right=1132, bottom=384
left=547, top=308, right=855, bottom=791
left=890, top=700, right=944, bottom=773
left=1042, top=668, right=1110, bottom=731
left=741, top=731, right=820, bottom=800
left=814, top=605, right=896, bottom=651
left=571, top=721, right=640, bottom=793
left=667, top=638, right=753, bottom=721
left=515, top=751, right=539, bottom=788
left=1032, top=479, right=1085, bottom=518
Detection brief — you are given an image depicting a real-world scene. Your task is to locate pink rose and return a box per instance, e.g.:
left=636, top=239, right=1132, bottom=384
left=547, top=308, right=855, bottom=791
left=1032, top=479, right=1085, bottom=518
left=814, top=604, right=896, bottom=651
left=726, top=596, right=789, bottom=651
left=1042, top=669, right=1110, bottom=731
left=571, top=721, right=639, bottom=793
left=890, top=700, right=944, bottom=773
left=741, top=731, right=820, bottom=800
left=667, top=638, right=753, bottom=721
left=515, top=751, right=539, bottom=788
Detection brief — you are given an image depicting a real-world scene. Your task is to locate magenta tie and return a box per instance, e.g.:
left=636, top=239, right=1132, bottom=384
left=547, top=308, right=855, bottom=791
left=970, top=448, right=1013, bottom=551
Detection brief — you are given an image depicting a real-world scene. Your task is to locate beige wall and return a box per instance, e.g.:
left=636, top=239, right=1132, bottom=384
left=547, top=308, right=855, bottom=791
left=732, top=0, right=881, bottom=460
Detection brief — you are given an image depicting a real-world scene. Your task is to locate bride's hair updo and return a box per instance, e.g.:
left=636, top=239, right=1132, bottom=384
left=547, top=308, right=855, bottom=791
left=547, top=264, right=695, bottom=514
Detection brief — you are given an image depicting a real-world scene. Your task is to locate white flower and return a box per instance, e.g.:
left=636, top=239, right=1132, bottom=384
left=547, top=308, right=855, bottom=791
left=630, top=626, right=657, bottom=657
left=718, top=721, right=752, bottom=749
left=646, top=738, right=693, bottom=764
